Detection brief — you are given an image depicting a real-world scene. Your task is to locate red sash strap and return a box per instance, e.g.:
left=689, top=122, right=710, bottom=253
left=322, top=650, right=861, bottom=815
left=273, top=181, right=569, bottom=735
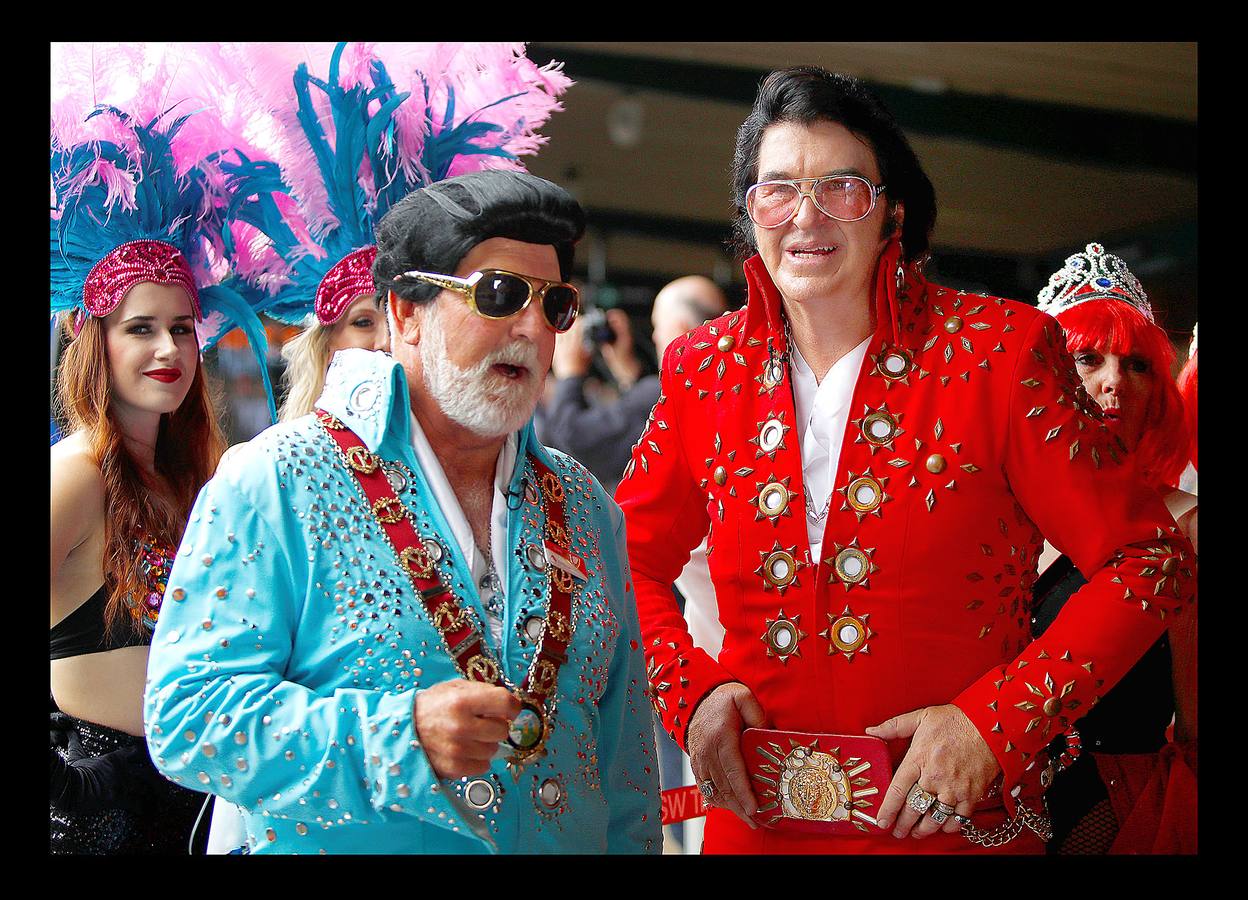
left=314, top=409, right=575, bottom=710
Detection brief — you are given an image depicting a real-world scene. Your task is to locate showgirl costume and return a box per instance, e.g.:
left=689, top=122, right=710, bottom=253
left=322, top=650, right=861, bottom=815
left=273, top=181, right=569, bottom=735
left=1032, top=243, right=1197, bottom=853
left=614, top=239, right=1196, bottom=853
left=50, top=43, right=276, bottom=853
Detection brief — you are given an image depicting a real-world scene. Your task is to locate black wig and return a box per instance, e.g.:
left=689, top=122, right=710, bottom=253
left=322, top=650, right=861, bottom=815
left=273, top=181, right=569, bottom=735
left=373, top=170, right=586, bottom=303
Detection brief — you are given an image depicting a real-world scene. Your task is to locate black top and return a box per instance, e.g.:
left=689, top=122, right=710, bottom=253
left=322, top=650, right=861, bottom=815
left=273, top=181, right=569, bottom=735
left=1031, top=554, right=1173, bottom=753
left=50, top=586, right=152, bottom=661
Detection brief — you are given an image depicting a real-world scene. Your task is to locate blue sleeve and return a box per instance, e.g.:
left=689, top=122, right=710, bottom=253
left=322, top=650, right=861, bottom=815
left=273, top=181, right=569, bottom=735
left=143, top=460, right=493, bottom=849
left=596, top=501, right=663, bottom=853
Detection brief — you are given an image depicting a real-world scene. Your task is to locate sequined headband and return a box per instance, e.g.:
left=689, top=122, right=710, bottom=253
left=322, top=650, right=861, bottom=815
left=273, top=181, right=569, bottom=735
left=314, top=246, right=378, bottom=326
left=1036, top=242, right=1153, bottom=322
left=76, top=240, right=202, bottom=335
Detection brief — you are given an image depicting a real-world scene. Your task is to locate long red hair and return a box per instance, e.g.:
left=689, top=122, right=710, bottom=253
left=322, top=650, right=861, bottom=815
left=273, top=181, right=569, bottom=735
left=1176, top=348, right=1197, bottom=472
left=54, top=313, right=226, bottom=640
left=1056, top=299, right=1189, bottom=489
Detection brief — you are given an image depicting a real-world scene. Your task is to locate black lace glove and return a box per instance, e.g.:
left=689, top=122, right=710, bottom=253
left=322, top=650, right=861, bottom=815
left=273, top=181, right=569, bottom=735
left=49, top=715, right=159, bottom=814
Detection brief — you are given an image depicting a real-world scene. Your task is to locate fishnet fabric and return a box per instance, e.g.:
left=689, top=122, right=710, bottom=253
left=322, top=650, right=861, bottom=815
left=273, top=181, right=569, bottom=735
left=1056, top=798, right=1118, bottom=854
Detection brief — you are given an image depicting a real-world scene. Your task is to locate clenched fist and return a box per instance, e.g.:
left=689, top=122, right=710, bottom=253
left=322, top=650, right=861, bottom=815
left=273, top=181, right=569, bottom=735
left=414, top=680, right=522, bottom=779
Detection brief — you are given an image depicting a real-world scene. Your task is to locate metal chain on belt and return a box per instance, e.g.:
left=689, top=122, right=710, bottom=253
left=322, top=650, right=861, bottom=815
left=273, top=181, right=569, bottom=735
left=959, top=728, right=1077, bottom=848
left=960, top=795, right=1053, bottom=848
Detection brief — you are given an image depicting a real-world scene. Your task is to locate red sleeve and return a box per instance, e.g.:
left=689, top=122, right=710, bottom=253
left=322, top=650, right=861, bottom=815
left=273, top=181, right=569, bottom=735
left=952, top=311, right=1195, bottom=795
left=614, top=335, right=738, bottom=751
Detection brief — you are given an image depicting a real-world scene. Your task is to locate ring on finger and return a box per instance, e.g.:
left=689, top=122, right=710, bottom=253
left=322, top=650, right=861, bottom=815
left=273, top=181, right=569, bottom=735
left=906, top=783, right=937, bottom=815
left=952, top=813, right=973, bottom=827
left=928, top=805, right=951, bottom=825
left=698, top=778, right=716, bottom=802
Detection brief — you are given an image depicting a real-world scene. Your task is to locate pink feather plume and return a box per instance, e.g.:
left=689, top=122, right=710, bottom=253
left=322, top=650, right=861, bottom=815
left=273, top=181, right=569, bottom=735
left=214, top=42, right=572, bottom=224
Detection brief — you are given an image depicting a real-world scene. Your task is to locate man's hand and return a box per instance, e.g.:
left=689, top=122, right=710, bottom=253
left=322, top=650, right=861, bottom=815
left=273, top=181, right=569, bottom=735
left=552, top=319, right=593, bottom=379
left=414, top=680, right=522, bottom=779
left=866, top=704, right=1000, bottom=839
left=686, top=682, right=766, bottom=828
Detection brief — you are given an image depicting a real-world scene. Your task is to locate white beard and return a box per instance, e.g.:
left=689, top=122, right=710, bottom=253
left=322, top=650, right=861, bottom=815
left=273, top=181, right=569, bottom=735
left=419, top=306, right=540, bottom=438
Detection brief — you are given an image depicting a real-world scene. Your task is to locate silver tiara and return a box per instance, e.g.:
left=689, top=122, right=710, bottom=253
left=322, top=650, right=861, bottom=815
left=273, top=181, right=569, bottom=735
left=1036, top=242, right=1153, bottom=322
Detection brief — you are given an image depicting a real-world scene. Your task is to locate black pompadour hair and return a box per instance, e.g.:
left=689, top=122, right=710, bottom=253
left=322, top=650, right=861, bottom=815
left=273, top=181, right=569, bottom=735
left=373, top=170, right=586, bottom=303
left=730, top=66, right=937, bottom=264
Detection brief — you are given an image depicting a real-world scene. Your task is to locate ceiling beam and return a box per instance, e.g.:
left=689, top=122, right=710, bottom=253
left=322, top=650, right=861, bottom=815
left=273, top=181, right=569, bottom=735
left=529, top=44, right=1196, bottom=177
left=582, top=206, right=733, bottom=246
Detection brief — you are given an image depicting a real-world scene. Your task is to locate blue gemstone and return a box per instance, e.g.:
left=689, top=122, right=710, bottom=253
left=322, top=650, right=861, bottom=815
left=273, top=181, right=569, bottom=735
left=1096, top=277, right=1112, bottom=288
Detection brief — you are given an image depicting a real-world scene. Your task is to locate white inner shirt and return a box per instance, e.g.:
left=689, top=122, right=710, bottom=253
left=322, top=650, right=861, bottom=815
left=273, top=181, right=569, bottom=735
left=788, top=336, right=871, bottom=563
left=409, top=413, right=515, bottom=649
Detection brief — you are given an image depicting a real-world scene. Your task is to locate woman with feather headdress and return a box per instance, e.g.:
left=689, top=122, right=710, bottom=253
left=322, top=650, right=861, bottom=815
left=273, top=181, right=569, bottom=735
left=49, top=42, right=277, bottom=853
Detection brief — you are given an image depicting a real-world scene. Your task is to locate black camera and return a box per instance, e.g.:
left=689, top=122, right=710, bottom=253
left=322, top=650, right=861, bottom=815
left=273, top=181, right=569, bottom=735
left=579, top=305, right=617, bottom=349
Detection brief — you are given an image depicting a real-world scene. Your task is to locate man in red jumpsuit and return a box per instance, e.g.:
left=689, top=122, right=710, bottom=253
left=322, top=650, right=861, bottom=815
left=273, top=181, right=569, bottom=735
left=614, top=66, right=1195, bottom=853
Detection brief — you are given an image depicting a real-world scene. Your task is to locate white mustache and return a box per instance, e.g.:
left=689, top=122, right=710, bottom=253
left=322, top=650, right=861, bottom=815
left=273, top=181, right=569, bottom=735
left=478, top=340, right=539, bottom=373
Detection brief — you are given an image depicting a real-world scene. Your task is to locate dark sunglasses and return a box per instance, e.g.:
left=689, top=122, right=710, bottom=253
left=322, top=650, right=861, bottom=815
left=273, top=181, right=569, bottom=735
left=394, top=268, right=580, bottom=333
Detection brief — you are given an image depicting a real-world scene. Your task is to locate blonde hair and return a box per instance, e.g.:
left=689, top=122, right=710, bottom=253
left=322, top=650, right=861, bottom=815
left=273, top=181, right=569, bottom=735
left=278, top=318, right=333, bottom=422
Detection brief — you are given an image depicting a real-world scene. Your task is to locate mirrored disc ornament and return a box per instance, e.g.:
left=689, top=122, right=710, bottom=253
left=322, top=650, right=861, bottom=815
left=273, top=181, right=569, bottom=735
left=846, top=476, right=883, bottom=513
left=523, top=615, right=545, bottom=643
left=833, top=546, right=873, bottom=581
left=524, top=480, right=541, bottom=506
left=825, top=539, right=878, bottom=591
left=525, top=543, right=548, bottom=571
left=880, top=348, right=911, bottom=379
left=464, top=778, right=498, bottom=810
left=382, top=463, right=410, bottom=494
left=538, top=777, right=565, bottom=808
left=820, top=605, right=874, bottom=660
left=836, top=549, right=867, bottom=581
left=862, top=411, right=899, bottom=445
left=761, top=609, right=806, bottom=662
left=769, top=553, right=794, bottom=583
left=759, top=419, right=786, bottom=453
left=422, top=538, right=444, bottom=563
left=755, top=542, right=803, bottom=594
left=759, top=483, right=790, bottom=516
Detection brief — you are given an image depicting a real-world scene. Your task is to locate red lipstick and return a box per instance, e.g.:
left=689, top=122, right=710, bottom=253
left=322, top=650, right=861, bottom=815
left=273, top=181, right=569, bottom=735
left=144, top=368, right=182, bottom=383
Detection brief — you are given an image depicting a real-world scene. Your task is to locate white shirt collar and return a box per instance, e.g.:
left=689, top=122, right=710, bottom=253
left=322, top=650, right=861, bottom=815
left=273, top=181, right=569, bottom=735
left=788, top=335, right=871, bottom=563
left=408, top=414, right=516, bottom=647
left=790, top=336, right=872, bottom=450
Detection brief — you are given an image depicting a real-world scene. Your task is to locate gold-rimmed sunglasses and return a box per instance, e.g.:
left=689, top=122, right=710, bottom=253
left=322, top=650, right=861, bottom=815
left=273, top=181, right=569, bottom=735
left=394, top=268, right=580, bottom=333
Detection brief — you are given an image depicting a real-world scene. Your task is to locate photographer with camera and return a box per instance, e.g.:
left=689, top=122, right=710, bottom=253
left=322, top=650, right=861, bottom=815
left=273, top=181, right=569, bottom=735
left=543, top=276, right=727, bottom=492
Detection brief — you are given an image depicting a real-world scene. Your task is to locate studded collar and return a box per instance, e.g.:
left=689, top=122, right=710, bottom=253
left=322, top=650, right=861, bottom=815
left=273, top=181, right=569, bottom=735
left=738, top=238, right=915, bottom=350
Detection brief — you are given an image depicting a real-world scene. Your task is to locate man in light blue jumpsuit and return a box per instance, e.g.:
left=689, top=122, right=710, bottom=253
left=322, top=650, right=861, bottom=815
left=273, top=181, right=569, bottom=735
left=144, top=171, right=661, bottom=853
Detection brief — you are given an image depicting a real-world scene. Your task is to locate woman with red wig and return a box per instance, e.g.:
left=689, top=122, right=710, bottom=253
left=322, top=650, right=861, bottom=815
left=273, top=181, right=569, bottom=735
left=1177, top=324, right=1198, bottom=498
left=1031, top=243, right=1196, bottom=854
